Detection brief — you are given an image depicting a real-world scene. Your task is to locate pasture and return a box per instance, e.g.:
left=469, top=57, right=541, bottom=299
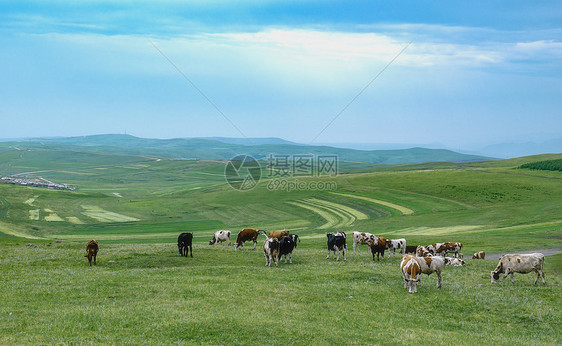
left=0, top=241, right=560, bottom=344
left=0, top=149, right=561, bottom=344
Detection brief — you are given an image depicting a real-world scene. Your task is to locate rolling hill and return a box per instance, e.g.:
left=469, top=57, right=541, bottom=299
left=6, top=134, right=494, bottom=164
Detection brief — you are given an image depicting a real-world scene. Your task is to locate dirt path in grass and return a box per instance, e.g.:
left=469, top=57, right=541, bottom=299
left=485, top=248, right=562, bottom=260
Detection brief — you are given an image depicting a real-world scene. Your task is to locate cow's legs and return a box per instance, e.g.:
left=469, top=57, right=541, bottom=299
left=343, top=246, right=347, bottom=261
left=252, top=240, right=257, bottom=250
left=288, top=253, right=292, bottom=264
left=327, top=249, right=331, bottom=260
left=189, top=245, right=193, bottom=258
left=540, top=270, right=546, bottom=284
left=436, top=271, right=442, bottom=289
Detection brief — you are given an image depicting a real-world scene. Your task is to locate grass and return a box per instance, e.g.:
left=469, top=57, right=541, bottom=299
left=0, top=242, right=560, bottom=344
left=0, top=147, right=561, bottom=344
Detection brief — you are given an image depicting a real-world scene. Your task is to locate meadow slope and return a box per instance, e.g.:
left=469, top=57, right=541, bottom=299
left=0, top=150, right=561, bottom=344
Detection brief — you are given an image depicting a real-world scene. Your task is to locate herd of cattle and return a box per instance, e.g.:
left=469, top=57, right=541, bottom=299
left=84, top=228, right=547, bottom=293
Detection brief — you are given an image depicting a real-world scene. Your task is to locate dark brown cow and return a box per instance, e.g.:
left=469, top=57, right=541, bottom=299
left=369, top=237, right=387, bottom=261
left=84, top=239, right=98, bottom=266
left=234, top=228, right=262, bottom=250
left=404, top=245, right=418, bottom=254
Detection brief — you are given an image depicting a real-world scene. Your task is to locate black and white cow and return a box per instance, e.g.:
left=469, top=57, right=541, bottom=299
left=387, top=238, right=406, bottom=257
left=326, top=232, right=347, bottom=261
left=289, top=234, right=300, bottom=248
left=178, top=232, right=193, bottom=257
left=279, top=236, right=296, bottom=264
left=209, top=230, right=231, bottom=246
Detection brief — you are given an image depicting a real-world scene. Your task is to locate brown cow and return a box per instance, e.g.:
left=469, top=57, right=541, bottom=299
left=472, top=251, right=485, bottom=259
left=234, top=228, right=262, bottom=250
left=84, top=239, right=98, bottom=266
left=369, top=236, right=387, bottom=261
left=268, top=230, right=290, bottom=239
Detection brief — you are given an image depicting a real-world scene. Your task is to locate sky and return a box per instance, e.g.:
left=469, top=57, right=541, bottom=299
left=1, top=1, right=561, bottom=150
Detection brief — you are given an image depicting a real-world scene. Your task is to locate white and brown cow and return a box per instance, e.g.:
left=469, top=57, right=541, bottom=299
left=352, top=231, right=376, bottom=253
left=263, top=236, right=280, bottom=268
left=445, top=257, right=465, bottom=267
left=416, top=245, right=432, bottom=257
left=491, top=253, right=546, bottom=285
left=234, top=228, right=262, bottom=250
left=387, top=238, right=406, bottom=257
left=400, top=254, right=421, bottom=294
left=417, top=256, right=447, bottom=289
left=209, top=230, right=231, bottom=246
left=472, top=251, right=485, bottom=259
left=427, top=242, right=463, bottom=258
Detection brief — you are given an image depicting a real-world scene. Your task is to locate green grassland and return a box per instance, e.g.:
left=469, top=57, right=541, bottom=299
left=0, top=147, right=561, bottom=344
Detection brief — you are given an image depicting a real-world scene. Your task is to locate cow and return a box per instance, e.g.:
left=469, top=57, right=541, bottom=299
left=472, top=251, right=485, bottom=259
left=445, top=257, right=466, bottom=266
left=269, top=230, right=290, bottom=239
left=405, top=245, right=418, bottom=254
left=279, top=236, right=296, bottom=264
left=209, top=230, right=231, bottom=246
left=326, top=232, right=347, bottom=261
left=263, top=236, right=280, bottom=268
left=352, top=231, right=376, bottom=253
left=387, top=238, right=406, bottom=257
left=234, top=228, right=262, bottom=250
left=416, top=245, right=432, bottom=257
left=417, top=256, right=447, bottom=289
left=427, top=242, right=463, bottom=258
left=491, top=253, right=546, bottom=285
left=178, top=232, right=193, bottom=257
left=369, top=237, right=387, bottom=261
left=84, top=239, right=98, bottom=266
left=401, top=254, right=421, bottom=294
left=289, top=234, right=300, bottom=248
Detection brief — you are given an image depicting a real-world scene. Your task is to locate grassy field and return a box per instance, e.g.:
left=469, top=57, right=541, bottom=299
left=0, top=148, right=561, bottom=344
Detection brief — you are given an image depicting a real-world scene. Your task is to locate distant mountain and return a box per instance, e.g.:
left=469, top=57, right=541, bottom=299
left=479, top=138, right=562, bottom=159
left=200, top=137, right=300, bottom=146
left=16, top=134, right=493, bottom=164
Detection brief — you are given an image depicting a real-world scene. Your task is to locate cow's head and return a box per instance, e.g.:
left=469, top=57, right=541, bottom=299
left=234, top=242, right=242, bottom=250
left=209, top=236, right=216, bottom=245
left=490, top=271, right=500, bottom=284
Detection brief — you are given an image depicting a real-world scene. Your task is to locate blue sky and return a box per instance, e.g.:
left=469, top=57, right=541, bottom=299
left=1, top=1, right=561, bottom=149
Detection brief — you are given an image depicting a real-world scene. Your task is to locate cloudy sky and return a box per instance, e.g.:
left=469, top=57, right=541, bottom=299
left=1, top=1, right=561, bottom=149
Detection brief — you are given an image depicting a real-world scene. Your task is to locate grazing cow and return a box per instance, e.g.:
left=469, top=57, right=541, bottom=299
left=178, top=232, right=193, bottom=257
left=234, top=228, right=262, bottom=250
left=209, top=230, right=231, bottom=246
left=369, top=237, right=387, bottom=261
left=472, top=251, right=485, bottom=259
left=289, top=234, right=300, bottom=248
left=401, top=255, right=422, bottom=294
left=263, top=236, right=280, bottom=267
left=404, top=245, right=418, bottom=254
left=458, top=253, right=464, bottom=259
left=84, top=240, right=99, bottom=266
left=417, top=256, right=447, bottom=288
left=268, top=230, right=290, bottom=239
left=445, top=257, right=466, bottom=266
left=427, top=242, right=463, bottom=257
left=352, top=231, right=376, bottom=253
left=278, top=236, right=296, bottom=264
left=387, top=238, right=407, bottom=257
left=326, top=232, right=347, bottom=261
left=416, top=245, right=432, bottom=257
left=491, top=253, right=546, bottom=285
